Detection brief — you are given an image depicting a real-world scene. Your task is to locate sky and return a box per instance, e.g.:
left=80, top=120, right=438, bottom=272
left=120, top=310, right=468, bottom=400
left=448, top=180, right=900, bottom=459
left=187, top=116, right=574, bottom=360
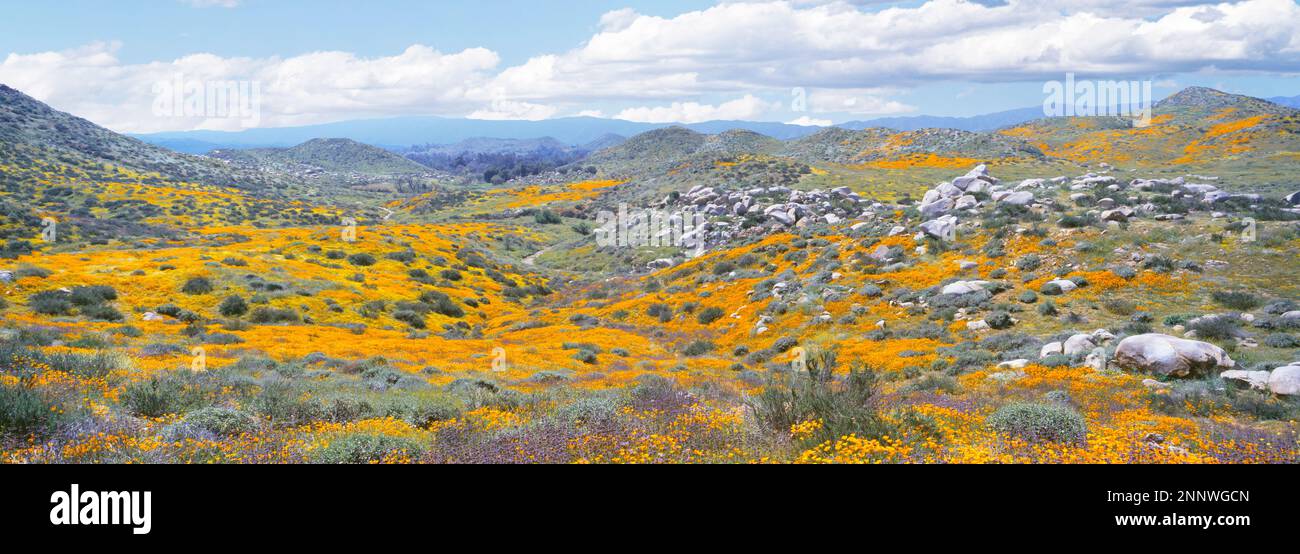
left=1, top=0, right=1298, bottom=133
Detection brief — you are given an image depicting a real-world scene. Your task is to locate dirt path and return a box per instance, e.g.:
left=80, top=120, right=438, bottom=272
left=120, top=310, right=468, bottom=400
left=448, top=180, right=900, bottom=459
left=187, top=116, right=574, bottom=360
left=523, top=244, right=555, bottom=266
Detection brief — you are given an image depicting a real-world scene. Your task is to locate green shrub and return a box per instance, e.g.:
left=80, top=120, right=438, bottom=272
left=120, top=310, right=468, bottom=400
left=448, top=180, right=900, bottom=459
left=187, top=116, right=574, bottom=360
left=0, top=384, right=63, bottom=437
left=646, top=303, right=673, bottom=323
left=1263, top=333, right=1300, bottom=348
left=82, top=304, right=124, bottom=322
left=219, top=295, right=249, bottom=317
left=181, top=277, right=214, bottom=295
left=987, top=402, right=1087, bottom=444
left=69, top=285, right=117, bottom=306
left=682, top=340, right=715, bottom=357
left=393, top=310, right=426, bottom=329
left=748, top=363, right=890, bottom=445
left=347, top=253, right=376, bottom=266
left=696, top=306, right=725, bottom=325
left=1211, top=290, right=1262, bottom=311
left=1015, top=254, right=1041, bottom=271
left=14, top=265, right=52, bottom=279
left=904, top=373, right=960, bottom=394
left=121, top=375, right=201, bottom=417
left=985, top=311, right=1014, bottom=330
left=1017, top=290, right=1037, bottom=303
left=534, top=210, right=562, bottom=225
left=1103, top=298, right=1137, bottom=316
left=28, top=290, right=73, bottom=316
left=572, top=349, right=598, bottom=364
left=381, top=397, right=461, bottom=427
left=183, top=407, right=258, bottom=436
left=428, top=296, right=464, bottom=318
left=249, top=306, right=299, bottom=324
left=1142, top=255, right=1176, bottom=273
left=252, top=381, right=323, bottom=426
left=310, top=433, right=424, bottom=464
left=385, top=250, right=417, bottom=264
left=1188, top=316, right=1239, bottom=340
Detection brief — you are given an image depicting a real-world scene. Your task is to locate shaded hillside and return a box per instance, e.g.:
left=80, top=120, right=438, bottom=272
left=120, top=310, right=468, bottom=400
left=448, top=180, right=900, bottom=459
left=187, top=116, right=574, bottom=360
left=0, top=84, right=285, bottom=191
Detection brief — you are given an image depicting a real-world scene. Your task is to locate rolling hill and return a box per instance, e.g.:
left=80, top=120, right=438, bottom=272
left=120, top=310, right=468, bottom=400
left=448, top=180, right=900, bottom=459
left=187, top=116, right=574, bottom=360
left=998, top=87, right=1300, bottom=188
left=0, top=84, right=286, bottom=191
left=210, top=138, right=431, bottom=175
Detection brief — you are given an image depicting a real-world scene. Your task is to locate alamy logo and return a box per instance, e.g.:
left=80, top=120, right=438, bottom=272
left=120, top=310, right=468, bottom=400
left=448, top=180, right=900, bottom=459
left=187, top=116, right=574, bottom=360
left=50, top=484, right=152, bottom=535
left=1043, top=73, right=1152, bottom=126
left=595, top=203, right=708, bottom=257
left=152, top=73, right=261, bottom=128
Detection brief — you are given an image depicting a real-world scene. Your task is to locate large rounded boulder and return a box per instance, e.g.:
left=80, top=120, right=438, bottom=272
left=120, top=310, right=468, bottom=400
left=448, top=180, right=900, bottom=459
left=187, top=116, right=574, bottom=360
left=1113, top=333, right=1235, bottom=378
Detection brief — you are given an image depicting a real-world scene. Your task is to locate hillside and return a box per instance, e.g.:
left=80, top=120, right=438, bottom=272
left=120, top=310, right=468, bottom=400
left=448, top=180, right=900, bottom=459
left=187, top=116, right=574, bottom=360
left=0, top=85, right=355, bottom=247
left=998, top=87, right=1300, bottom=190
left=212, top=138, right=430, bottom=175
left=0, top=84, right=286, bottom=192
left=2, top=84, right=1299, bottom=466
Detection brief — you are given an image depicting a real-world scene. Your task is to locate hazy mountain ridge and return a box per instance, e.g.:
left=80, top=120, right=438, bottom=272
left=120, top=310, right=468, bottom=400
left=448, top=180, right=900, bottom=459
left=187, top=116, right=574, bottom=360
left=210, top=138, right=431, bottom=175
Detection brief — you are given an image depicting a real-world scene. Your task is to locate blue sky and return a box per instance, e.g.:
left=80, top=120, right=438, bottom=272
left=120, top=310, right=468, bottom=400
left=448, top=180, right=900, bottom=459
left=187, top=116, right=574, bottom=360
left=1, top=0, right=1297, bottom=132
left=0, top=0, right=712, bottom=67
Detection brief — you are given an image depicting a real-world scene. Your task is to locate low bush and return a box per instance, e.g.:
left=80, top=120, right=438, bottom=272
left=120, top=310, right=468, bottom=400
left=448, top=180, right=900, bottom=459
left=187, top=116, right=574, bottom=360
left=697, top=306, right=725, bottom=325
left=219, top=295, right=249, bottom=317
left=249, top=307, right=299, bottom=324
left=1263, top=333, right=1299, bottom=348
left=986, top=402, right=1087, bottom=444
left=311, top=433, right=425, bottom=464
left=183, top=407, right=258, bottom=436
left=121, top=375, right=203, bottom=417
left=1211, top=290, right=1262, bottom=311
left=749, top=363, right=890, bottom=445
left=347, top=253, right=376, bottom=267
left=181, top=277, right=214, bottom=295
left=682, top=340, right=715, bottom=357
left=0, top=384, right=64, bottom=437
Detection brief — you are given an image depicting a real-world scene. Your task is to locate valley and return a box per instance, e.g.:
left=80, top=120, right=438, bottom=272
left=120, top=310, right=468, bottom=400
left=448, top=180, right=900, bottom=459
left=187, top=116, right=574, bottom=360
left=2, top=84, right=1299, bottom=464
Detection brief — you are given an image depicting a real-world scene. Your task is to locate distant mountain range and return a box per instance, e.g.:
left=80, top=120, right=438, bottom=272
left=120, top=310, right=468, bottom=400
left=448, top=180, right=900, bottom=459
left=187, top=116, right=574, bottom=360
left=131, top=108, right=1064, bottom=154
left=130, top=92, right=1300, bottom=156
left=210, top=138, right=431, bottom=175
left=132, top=117, right=783, bottom=153
left=1268, top=95, right=1300, bottom=109
left=840, top=106, right=1049, bottom=132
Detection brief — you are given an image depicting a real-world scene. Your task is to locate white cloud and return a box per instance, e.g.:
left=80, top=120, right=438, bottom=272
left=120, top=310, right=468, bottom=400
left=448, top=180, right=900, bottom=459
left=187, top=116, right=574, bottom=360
left=786, top=115, right=834, bottom=126
left=185, top=0, right=240, bottom=8
left=2, top=0, right=1298, bottom=131
left=805, top=89, right=916, bottom=115
left=468, top=99, right=559, bottom=121
left=614, top=95, right=779, bottom=123
left=0, top=43, right=502, bottom=132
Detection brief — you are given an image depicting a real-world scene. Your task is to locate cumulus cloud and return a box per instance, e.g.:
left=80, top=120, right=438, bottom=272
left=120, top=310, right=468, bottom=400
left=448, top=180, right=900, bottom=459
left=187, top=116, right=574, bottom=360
left=185, top=0, right=240, bottom=7
left=615, top=95, right=779, bottom=123
left=804, top=88, right=916, bottom=115
left=0, top=43, right=501, bottom=131
left=786, top=115, right=834, bottom=126
left=468, top=98, right=559, bottom=120
left=2, top=0, right=1298, bottom=131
